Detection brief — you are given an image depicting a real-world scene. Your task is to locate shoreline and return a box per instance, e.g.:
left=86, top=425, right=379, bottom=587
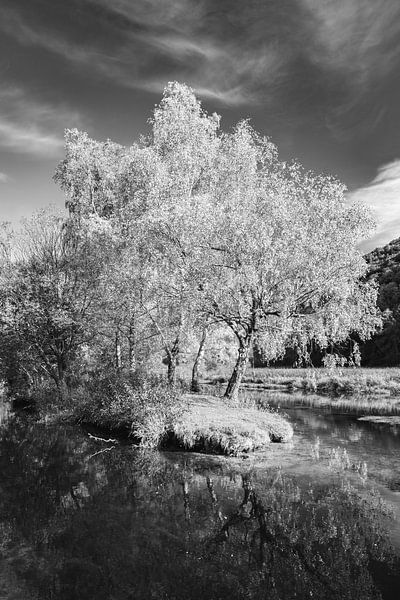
left=2, top=392, right=294, bottom=457
left=168, top=394, right=293, bottom=455
left=204, top=366, right=400, bottom=403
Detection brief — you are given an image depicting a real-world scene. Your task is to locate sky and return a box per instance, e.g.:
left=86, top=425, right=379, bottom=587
left=1, top=0, right=400, bottom=251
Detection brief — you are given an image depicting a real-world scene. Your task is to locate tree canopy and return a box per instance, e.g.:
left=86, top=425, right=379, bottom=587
left=0, top=82, right=381, bottom=399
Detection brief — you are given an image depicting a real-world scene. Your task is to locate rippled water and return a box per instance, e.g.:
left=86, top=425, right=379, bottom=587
left=0, top=394, right=400, bottom=600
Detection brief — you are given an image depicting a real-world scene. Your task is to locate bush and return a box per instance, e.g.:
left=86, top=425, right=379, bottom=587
left=72, top=370, right=185, bottom=448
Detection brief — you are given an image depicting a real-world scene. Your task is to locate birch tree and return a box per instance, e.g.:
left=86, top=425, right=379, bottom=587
left=54, top=82, right=381, bottom=396
left=55, top=83, right=220, bottom=384
left=204, top=122, right=381, bottom=399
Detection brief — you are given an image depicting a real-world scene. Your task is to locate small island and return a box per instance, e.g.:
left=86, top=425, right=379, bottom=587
left=166, top=394, right=294, bottom=454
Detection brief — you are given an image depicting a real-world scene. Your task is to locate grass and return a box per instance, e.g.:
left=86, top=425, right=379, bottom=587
left=252, top=390, right=400, bottom=416
left=188, top=365, right=400, bottom=415
left=21, top=371, right=294, bottom=455
left=199, top=366, right=400, bottom=399
left=358, top=415, right=400, bottom=424
left=167, top=394, right=293, bottom=455
left=253, top=367, right=400, bottom=396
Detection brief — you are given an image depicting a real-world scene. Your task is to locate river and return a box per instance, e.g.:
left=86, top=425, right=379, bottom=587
left=0, top=392, right=399, bottom=600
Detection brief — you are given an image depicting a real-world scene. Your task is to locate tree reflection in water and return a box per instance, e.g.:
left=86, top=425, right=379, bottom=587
left=0, top=418, right=398, bottom=599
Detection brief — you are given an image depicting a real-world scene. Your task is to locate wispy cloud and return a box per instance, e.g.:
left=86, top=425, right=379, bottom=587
left=0, top=2, right=286, bottom=106
left=0, top=172, right=10, bottom=183
left=0, top=8, right=127, bottom=84
left=105, top=0, right=290, bottom=105
left=134, top=47, right=286, bottom=105
left=0, top=86, right=82, bottom=156
left=2, top=0, right=400, bottom=123
left=348, top=160, right=400, bottom=251
left=300, top=0, right=400, bottom=136
left=301, top=0, right=400, bottom=81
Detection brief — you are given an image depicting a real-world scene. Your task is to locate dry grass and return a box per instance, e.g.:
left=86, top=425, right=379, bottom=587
left=179, top=362, right=400, bottom=398
left=253, top=389, right=400, bottom=416
left=358, top=415, right=400, bottom=424
left=168, top=394, right=293, bottom=455
left=242, top=366, right=400, bottom=396
left=199, top=366, right=400, bottom=399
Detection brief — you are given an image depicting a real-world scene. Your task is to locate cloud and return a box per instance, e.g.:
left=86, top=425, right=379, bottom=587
left=135, top=47, right=286, bottom=105
left=0, top=120, right=63, bottom=155
left=0, top=8, right=127, bottom=83
left=2, top=0, right=400, bottom=125
left=347, top=160, right=400, bottom=252
left=0, top=172, right=10, bottom=183
left=0, top=87, right=82, bottom=156
left=0, top=2, right=287, bottom=106
left=93, top=0, right=400, bottom=112
left=300, top=0, right=400, bottom=136
left=301, top=0, right=400, bottom=79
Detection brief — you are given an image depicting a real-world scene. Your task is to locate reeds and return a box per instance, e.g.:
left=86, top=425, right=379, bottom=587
left=254, top=389, right=400, bottom=415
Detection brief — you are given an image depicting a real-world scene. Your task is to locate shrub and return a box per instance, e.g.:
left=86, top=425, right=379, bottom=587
left=72, top=370, right=185, bottom=448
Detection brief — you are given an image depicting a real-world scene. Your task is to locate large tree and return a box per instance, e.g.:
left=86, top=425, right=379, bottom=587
left=54, top=83, right=380, bottom=396
left=203, top=122, right=381, bottom=398
left=55, top=83, right=220, bottom=384
left=0, top=208, right=105, bottom=394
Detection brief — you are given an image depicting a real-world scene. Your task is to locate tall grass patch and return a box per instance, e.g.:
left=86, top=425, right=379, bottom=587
left=72, top=371, right=185, bottom=447
left=168, top=394, right=293, bottom=455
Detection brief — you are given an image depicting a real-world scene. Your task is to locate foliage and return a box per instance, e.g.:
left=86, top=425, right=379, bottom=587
left=54, top=83, right=221, bottom=385
left=201, top=120, right=381, bottom=397
left=361, top=236, right=400, bottom=365
left=1, top=82, right=382, bottom=405
left=72, top=371, right=185, bottom=447
left=0, top=207, right=108, bottom=394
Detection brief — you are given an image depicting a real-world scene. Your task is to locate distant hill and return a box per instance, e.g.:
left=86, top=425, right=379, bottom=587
left=361, top=237, right=400, bottom=366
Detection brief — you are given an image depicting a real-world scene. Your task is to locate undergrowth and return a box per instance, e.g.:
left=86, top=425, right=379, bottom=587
left=70, top=371, right=185, bottom=448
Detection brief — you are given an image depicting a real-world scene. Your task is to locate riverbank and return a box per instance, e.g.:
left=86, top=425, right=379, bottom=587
left=253, top=390, right=400, bottom=416
left=3, top=374, right=293, bottom=456
left=73, top=393, right=293, bottom=455
left=204, top=367, right=400, bottom=399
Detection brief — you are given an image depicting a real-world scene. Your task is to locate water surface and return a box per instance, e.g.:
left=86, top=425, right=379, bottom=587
left=0, top=394, right=400, bottom=600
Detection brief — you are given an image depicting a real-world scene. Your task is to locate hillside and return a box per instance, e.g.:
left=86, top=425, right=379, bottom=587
left=361, top=238, right=400, bottom=366
left=253, top=238, right=400, bottom=368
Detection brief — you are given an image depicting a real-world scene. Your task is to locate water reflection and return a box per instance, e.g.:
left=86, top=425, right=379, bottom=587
left=0, top=400, right=10, bottom=426
left=243, top=391, right=400, bottom=489
left=0, top=418, right=399, bottom=599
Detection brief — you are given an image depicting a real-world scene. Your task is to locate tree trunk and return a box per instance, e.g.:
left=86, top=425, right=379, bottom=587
left=128, top=317, right=136, bottom=373
left=167, top=353, right=177, bottom=386
left=57, top=356, right=65, bottom=384
left=167, top=336, right=180, bottom=386
left=115, top=329, right=122, bottom=372
left=224, top=333, right=253, bottom=401
left=191, top=326, right=208, bottom=392
left=53, top=357, right=69, bottom=401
